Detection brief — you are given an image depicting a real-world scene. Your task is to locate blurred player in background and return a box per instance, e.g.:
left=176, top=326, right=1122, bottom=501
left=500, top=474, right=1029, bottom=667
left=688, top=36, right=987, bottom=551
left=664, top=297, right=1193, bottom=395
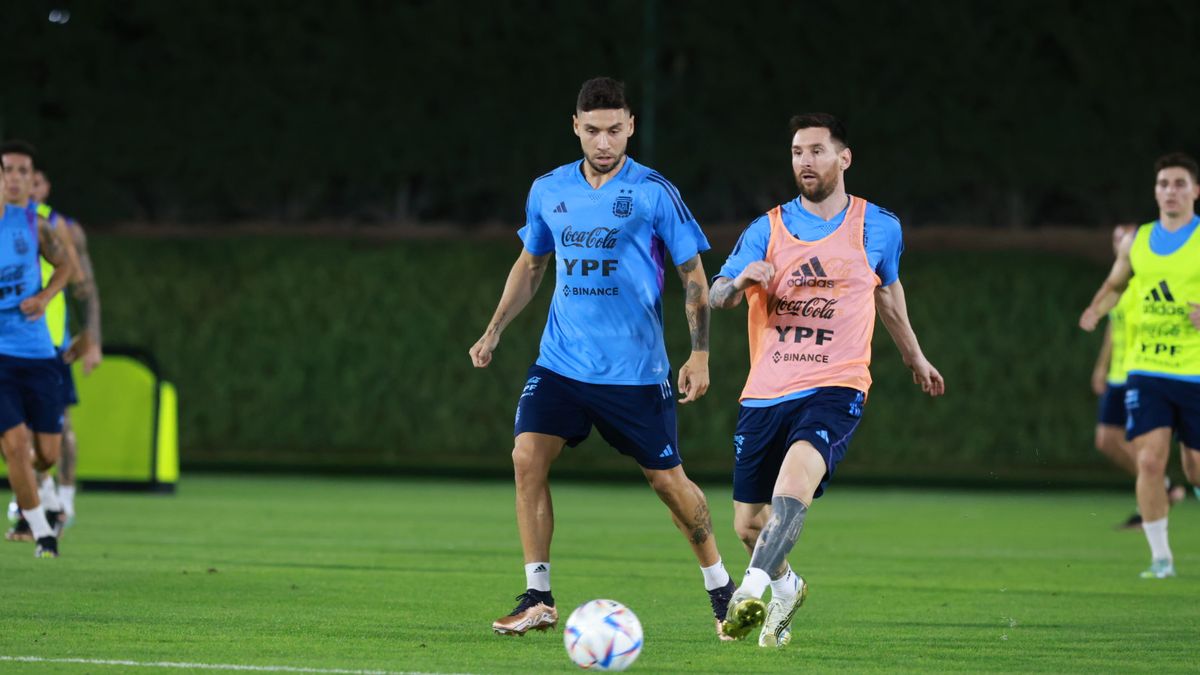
left=1080, top=152, right=1200, bottom=579
left=1090, top=224, right=1185, bottom=529
left=7, top=169, right=102, bottom=536
left=470, top=77, right=736, bottom=639
left=709, top=114, right=944, bottom=645
left=0, top=140, right=79, bottom=557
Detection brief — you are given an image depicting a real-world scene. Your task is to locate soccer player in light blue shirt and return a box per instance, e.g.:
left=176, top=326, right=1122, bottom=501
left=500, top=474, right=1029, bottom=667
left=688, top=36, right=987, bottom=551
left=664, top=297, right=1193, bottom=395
left=470, top=77, right=736, bottom=639
left=0, top=140, right=78, bottom=558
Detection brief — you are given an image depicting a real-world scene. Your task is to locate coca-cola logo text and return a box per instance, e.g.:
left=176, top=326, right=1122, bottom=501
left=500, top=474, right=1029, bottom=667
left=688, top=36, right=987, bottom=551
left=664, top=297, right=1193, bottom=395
left=772, top=297, right=838, bottom=319
left=561, top=226, right=620, bottom=249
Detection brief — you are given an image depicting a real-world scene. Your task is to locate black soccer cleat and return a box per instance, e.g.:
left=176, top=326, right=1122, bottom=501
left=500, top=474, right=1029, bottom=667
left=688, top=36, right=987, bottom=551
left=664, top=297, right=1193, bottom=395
left=34, top=536, right=58, bottom=558
left=1117, top=512, right=1143, bottom=530
left=708, top=578, right=737, bottom=641
left=46, top=510, right=65, bottom=538
left=5, top=518, right=33, bottom=542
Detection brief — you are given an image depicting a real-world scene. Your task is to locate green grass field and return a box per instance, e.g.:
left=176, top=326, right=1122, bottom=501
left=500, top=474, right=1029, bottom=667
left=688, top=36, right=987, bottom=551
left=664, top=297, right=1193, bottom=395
left=1, top=475, right=1198, bottom=674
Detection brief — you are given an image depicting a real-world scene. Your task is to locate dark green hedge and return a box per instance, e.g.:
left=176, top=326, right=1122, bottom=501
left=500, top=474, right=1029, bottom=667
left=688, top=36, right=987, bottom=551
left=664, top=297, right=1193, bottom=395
left=91, top=235, right=1115, bottom=482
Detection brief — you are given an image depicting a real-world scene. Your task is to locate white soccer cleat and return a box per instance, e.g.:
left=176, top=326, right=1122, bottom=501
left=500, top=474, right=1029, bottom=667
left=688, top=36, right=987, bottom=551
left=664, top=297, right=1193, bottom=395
left=759, top=576, right=807, bottom=647
left=1139, top=559, right=1176, bottom=580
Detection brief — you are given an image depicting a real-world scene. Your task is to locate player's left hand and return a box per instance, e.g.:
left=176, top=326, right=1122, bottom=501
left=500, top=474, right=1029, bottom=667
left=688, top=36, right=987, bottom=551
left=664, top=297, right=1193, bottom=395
left=1079, top=307, right=1101, bottom=332
left=81, top=343, right=102, bottom=375
left=19, top=293, right=48, bottom=321
left=64, top=335, right=104, bottom=375
left=677, top=352, right=710, bottom=404
left=1189, top=302, right=1200, bottom=331
left=909, top=356, right=945, bottom=397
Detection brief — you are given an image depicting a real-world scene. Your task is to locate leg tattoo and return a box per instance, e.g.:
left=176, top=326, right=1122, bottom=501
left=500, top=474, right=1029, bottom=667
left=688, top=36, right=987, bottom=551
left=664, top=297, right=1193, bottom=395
left=689, top=500, right=713, bottom=546
left=749, top=496, right=808, bottom=579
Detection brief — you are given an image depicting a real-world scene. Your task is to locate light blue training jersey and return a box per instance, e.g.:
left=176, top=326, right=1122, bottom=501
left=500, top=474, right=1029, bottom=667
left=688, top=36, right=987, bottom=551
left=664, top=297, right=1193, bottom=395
left=0, top=203, right=54, bottom=359
left=519, top=156, right=710, bottom=385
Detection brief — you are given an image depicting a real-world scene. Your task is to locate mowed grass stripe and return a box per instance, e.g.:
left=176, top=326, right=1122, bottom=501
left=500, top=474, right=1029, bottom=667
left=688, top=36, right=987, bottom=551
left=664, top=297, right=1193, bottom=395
left=0, top=476, right=1196, bottom=673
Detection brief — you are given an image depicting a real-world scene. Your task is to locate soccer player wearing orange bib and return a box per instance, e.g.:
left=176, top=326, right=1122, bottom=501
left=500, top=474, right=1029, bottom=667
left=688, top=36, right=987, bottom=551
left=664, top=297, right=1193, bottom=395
left=710, top=114, right=944, bottom=644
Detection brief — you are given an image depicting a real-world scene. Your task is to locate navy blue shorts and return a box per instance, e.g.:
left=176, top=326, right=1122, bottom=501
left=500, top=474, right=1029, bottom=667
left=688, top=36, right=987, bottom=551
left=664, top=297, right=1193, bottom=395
left=732, top=387, right=864, bottom=504
left=0, top=354, right=65, bottom=434
left=1124, top=374, right=1200, bottom=448
left=1097, top=383, right=1127, bottom=427
left=514, top=365, right=682, bottom=470
left=55, top=350, right=78, bottom=407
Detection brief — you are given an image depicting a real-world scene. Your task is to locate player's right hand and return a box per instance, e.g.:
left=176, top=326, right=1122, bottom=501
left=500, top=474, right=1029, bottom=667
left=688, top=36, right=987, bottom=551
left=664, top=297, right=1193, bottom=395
left=470, top=332, right=500, bottom=368
left=19, top=293, right=48, bottom=321
left=1090, top=369, right=1107, bottom=396
left=1078, top=307, right=1100, bottom=332
left=734, top=261, right=775, bottom=291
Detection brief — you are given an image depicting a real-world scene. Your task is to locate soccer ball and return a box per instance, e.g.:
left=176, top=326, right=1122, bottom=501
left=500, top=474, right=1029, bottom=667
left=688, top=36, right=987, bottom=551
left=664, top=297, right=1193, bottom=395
left=563, top=599, right=643, bottom=671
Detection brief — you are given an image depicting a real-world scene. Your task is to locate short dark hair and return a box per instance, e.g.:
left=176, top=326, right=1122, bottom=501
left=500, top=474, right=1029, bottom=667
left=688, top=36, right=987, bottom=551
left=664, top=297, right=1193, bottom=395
left=0, top=139, right=38, bottom=168
left=576, top=77, right=630, bottom=113
left=1154, top=152, right=1199, bottom=183
left=789, top=113, right=847, bottom=148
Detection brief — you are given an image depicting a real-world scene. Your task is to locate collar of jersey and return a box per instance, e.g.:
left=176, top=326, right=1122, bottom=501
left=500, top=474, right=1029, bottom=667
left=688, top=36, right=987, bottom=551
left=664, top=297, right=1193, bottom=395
left=1150, top=214, right=1200, bottom=256
left=574, top=155, right=635, bottom=190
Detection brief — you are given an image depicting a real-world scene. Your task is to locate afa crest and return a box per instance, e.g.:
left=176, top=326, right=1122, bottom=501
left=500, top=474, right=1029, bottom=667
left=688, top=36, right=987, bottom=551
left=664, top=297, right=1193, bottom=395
left=612, top=192, right=633, bottom=218
left=12, top=234, right=29, bottom=256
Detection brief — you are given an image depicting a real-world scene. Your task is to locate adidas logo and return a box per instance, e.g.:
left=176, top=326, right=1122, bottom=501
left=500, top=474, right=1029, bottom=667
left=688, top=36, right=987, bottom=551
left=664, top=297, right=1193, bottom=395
left=1144, top=280, right=1175, bottom=303
left=787, top=256, right=835, bottom=288
left=552, top=201, right=568, bottom=213
left=659, top=444, right=674, bottom=458
left=815, top=429, right=829, bottom=443
left=533, top=564, right=548, bottom=573
left=792, top=256, right=827, bottom=277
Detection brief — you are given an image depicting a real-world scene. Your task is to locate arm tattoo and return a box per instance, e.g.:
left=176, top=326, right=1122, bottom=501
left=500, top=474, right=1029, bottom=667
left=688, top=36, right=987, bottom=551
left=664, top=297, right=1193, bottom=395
left=68, top=228, right=102, bottom=343
left=677, top=256, right=710, bottom=352
left=39, top=220, right=68, bottom=264
left=709, top=277, right=742, bottom=309
left=684, top=280, right=710, bottom=351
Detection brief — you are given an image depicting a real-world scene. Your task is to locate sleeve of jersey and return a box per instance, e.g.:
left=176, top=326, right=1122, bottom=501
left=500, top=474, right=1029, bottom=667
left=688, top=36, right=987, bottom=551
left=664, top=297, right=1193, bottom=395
left=869, top=208, right=904, bottom=287
left=516, top=183, right=554, bottom=255
left=649, top=178, right=709, bottom=264
left=713, top=215, right=770, bottom=283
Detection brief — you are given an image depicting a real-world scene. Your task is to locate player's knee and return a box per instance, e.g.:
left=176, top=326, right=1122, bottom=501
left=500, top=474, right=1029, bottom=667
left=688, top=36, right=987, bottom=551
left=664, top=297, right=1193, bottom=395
left=511, top=442, right=549, bottom=480
left=733, top=517, right=760, bottom=550
left=33, top=447, right=59, bottom=472
left=0, top=428, right=31, bottom=464
left=644, top=470, right=670, bottom=494
left=1182, top=451, right=1200, bottom=484
left=1135, top=448, right=1168, bottom=476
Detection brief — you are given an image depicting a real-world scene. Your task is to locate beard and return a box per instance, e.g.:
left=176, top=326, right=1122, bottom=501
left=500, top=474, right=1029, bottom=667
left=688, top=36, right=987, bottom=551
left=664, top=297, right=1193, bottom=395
left=795, top=169, right=838, bottom=202
left=585, top=152, right=623, bottom=175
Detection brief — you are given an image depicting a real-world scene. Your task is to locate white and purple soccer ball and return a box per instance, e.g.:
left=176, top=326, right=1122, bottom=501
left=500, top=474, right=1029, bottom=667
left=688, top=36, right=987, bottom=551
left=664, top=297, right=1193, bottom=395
left=563, top=599, right=643, bottom=671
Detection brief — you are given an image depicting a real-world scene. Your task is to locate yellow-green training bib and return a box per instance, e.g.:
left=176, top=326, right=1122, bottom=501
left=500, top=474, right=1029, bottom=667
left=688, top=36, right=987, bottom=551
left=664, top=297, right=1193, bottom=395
left=1127, top=222, right=1200, bottom=378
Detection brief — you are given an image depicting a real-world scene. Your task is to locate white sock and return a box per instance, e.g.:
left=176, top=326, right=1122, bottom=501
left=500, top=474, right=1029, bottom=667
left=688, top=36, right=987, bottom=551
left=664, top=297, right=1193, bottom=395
left=58, top=485, right=76, bottom=518
left=740, top=567, right=771, bottom=599
left=525, top=562, right=551, bottom=592
left=1142, top=517, right=1173, bottom=562
left=770, top=564, right=800, bottom=600
left=39, top=476, right=62, bottom=512
left=700, top=559, right=730, bottom=591
left=22, top=505, right=54, bottom=539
